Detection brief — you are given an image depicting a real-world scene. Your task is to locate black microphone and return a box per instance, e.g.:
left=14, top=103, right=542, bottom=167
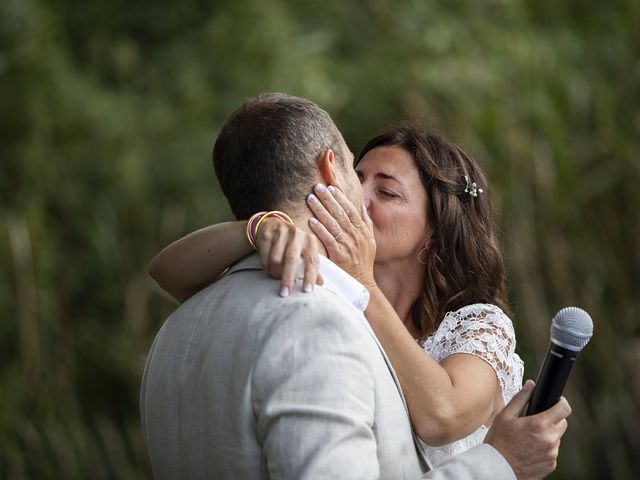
left=525, top=307, right=593, bottom=415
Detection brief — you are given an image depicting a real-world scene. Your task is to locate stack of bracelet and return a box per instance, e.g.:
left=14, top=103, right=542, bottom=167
left=245, top=211, right=295, bottom=250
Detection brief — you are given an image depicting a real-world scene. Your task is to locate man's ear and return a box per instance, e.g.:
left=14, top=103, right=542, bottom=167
left=318, top=149, right=340, bottom=187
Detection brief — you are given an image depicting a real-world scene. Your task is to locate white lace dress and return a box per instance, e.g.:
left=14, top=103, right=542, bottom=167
left=419, top=303, right=524, bottom=467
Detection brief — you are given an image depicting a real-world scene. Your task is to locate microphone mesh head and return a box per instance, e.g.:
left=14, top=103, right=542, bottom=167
left=551, top=307, right=593, bottom=351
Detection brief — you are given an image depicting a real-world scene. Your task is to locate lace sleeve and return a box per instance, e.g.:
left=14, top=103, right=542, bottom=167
left=422, top=303, right=524, bottom=404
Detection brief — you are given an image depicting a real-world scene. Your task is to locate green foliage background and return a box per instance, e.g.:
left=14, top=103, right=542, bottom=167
left=1, top=0, right=638, bottom=478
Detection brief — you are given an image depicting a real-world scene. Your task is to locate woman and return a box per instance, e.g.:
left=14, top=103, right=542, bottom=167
left=149, top=125, right=524, bottom=466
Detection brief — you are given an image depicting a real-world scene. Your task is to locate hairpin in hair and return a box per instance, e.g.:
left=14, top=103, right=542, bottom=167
left=464, top=175, right=483, bottom=197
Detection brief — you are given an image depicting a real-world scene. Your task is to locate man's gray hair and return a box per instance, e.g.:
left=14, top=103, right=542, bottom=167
left=213, top=93, right=345, bottom=219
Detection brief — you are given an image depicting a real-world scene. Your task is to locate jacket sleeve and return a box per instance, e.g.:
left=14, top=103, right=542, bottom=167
left=421, top=444, right=516, bottom=480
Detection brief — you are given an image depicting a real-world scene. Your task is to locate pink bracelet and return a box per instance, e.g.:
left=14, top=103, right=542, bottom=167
left=245, top=211, right=267, bottom=249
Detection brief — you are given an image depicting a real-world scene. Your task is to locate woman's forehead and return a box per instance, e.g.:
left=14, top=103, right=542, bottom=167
left=358, top=147, right=421, bottom=182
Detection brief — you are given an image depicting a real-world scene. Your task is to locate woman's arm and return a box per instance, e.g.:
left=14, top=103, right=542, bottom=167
left=149, top=218, right=323, bottom=303
left=149, top=222, right=252, bottom=302
left=364, top=286, right=501, bottom=445
left=306, top=185, right=503, bottom=446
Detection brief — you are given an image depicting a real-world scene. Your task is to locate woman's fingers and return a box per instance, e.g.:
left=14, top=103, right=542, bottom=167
left=361, top=204, right=374, bottom=233
left=257, top=222, right=277, bottom=273
left=307, top=193, right=343, bottom=238
left=256, top=220, right=323, bottom=296
left=267, top=224, right=292, bottom=280
left=306, top=185, right=376, bottom=287
left=307, top=184, right=368, bottom=241
left=279, top=229, right=324, bottom=295
left=300, top=234, right=323, bottom=292
left=327, top=185, right=364, bottom=229
left=278, top=228, right=325, bottom=295
left=310, top=184, right=353, bottom=231
left=278, top=225, right=304, bottom=296
left=309, top=216, right=341, bottom=255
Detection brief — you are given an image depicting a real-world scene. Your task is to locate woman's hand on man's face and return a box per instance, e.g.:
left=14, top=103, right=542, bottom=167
left=306, top=184, right=377, bottom=289
left=255, top=218, right=324, bottom=297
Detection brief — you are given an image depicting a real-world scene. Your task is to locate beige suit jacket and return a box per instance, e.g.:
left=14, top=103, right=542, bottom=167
left=141, top=254, right=515, bottom=479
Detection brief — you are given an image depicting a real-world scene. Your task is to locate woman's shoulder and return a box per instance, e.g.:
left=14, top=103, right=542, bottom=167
left=447, top=302, right=511, bottom=323
left=423, top=302, right=524, bottom=403
left=423, top=303, right=518, bottom=361
left=433, top=303, right=515, bottom=337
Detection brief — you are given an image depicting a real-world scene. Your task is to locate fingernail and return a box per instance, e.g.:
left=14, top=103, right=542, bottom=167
left=307, top=194, right=317, bottom=204
left=327, top=185, right=336, bottom=195
left=280, top=286, right=290, bottom=297
left=309, top=217, right=318, bottom=225
left=303, top=283, right=313, bottom=293
left=314, top=184, right=325, bottom=194
left=524, top=379, right=535, bottom=390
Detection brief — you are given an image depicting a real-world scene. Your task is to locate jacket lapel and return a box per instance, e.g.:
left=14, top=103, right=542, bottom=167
left=309, top=270, right=432, bottom=468
left=227, top=253, right=431, bottom=467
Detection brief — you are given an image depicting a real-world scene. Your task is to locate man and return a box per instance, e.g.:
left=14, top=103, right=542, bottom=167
left=141, top=93, right=570, bottom=479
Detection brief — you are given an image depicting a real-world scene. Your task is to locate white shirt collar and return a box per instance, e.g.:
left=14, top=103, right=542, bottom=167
left=318, top=256, right=370, bottom=312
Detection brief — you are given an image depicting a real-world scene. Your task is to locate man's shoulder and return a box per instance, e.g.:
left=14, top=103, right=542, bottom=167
left=283, top=284, right=365, bottom=319
left=213, top=258, right=359, bottom=311
left=175, top=263, right=361, bottom=332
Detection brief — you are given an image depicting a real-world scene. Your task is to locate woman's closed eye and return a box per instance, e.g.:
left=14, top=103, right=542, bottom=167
left=379, top=189, right=400, bottom=198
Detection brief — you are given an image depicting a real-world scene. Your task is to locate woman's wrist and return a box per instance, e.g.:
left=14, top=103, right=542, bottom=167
left=245, top=211, right=267, bottom=248
left=245, top=210, right=294, bottom=250
left=360, top=275, right=379, bottom=293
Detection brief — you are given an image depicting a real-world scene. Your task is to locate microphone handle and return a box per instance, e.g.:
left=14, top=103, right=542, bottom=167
left=525, top=342, right=577, bottom=415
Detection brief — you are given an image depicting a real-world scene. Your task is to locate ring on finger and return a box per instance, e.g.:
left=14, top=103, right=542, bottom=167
left=334, top=229, right=343, bottom=240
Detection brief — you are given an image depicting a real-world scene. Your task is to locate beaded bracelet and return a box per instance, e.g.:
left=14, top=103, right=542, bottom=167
left=245, top=211, right=294, bottom=250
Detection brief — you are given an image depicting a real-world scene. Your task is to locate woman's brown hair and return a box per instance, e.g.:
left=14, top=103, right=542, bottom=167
left=356, top=125, right=510, bottom=341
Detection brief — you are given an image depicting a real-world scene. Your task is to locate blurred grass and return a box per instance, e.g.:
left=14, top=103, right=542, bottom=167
left=1, top=0, right=638, bottom=478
